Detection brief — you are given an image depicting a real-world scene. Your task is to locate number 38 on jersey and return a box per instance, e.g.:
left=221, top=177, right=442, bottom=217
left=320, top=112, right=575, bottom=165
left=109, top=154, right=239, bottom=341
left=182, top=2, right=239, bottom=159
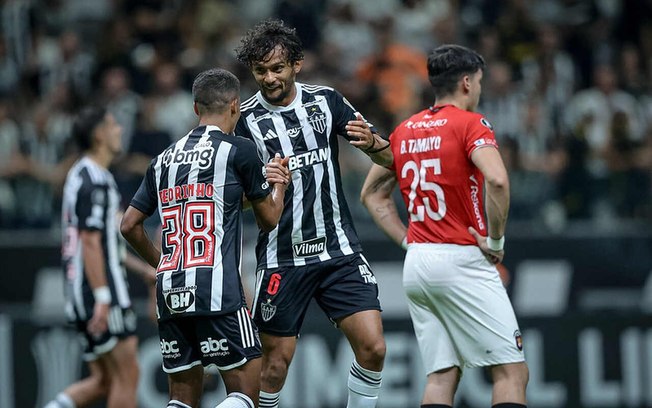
left=159, top=201, right=217, bottom=271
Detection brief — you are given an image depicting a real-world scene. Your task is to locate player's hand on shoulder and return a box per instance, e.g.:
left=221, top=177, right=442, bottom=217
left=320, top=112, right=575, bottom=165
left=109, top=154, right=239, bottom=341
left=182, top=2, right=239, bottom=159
left=468, top=226, right=504, bottom=264
left=265, top=152, right=291, bottom=187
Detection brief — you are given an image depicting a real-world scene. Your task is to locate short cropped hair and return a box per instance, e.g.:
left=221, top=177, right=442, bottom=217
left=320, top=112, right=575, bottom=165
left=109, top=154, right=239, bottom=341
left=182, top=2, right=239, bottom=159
left=192, top=68, right=240, bottom=115
left=235, top=19, right=304, bottom=68
left=427, top=45, right=486, bottom=98
left=72, top=106, right=107, bottom=151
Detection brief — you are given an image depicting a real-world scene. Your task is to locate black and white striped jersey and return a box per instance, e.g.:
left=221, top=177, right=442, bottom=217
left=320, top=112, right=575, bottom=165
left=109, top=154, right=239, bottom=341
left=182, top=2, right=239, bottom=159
left=62, top=156, right=131, bottom=321
left=236, top=82, right=369, bottom=269
left=130, top=125, right=270, bottom=321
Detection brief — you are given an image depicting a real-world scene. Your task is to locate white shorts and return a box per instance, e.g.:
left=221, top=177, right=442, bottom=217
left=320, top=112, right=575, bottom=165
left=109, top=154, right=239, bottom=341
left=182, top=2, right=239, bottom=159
left=403, top=243, right=525, bottom=375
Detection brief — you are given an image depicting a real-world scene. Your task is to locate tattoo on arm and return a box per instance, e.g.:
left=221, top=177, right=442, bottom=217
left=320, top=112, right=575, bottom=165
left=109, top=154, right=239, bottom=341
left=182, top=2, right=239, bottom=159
left=369, top=172, right=396, bottom=195
left=375, top=203, right=398, bottom=221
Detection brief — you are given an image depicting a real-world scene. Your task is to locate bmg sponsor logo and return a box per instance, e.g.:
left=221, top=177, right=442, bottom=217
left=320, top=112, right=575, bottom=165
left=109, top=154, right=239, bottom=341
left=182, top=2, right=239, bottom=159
left=200, top=337, right=230, bottom=357
left=163, top=146, right=214, bottom=169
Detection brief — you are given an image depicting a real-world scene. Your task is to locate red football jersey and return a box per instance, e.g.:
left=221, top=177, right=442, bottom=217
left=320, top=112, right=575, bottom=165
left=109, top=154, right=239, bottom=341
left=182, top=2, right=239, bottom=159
left=389, top=104, right=498, bottom=245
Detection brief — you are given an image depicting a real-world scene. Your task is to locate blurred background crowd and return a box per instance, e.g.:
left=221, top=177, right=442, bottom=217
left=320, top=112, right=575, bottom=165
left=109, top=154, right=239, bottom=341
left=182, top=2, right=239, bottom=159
left=0, top=0, right=651, bottom=233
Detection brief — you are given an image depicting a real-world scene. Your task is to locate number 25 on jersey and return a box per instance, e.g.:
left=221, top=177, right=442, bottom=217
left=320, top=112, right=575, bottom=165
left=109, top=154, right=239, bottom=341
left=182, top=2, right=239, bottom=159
left=401, top=158, right=447, bottom=222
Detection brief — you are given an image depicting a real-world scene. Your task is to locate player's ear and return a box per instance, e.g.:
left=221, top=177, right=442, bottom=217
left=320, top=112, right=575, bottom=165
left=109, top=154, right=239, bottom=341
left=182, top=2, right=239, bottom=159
left=293, top=59, right=303, bottom=75
left=462, top=75, right=471, bottom=94
left=229, top=98, right=240, bottom=120
left=193, top=102, right=200, bottom=116
left=230, top=98, right=240, bottom=118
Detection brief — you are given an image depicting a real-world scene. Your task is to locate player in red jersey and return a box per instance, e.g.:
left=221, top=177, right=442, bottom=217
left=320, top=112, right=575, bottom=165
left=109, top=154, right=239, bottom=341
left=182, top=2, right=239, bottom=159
left=361, top=44, right=529, bottom=408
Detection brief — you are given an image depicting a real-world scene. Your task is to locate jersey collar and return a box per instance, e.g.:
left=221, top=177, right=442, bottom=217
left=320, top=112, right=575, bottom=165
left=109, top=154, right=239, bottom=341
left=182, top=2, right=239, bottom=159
left=256, top=82, right=303, bottom=112
left=429, top=104, right=455, bottom=113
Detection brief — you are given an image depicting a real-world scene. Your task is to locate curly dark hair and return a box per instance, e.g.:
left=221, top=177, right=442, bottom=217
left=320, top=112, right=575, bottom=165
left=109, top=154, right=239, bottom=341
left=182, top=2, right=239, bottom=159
left=235, top=19, right=304, bottom=68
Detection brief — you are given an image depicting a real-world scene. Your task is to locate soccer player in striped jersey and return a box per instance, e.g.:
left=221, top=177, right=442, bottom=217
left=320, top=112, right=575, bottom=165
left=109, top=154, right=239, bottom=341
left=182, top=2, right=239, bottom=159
left=235, top=19, right=392, bottom=408
left=361, top=45, right=529, bottom=408
left=120, top=68, right=290, bottom=408
left=47, top=107, right=141, bottom=408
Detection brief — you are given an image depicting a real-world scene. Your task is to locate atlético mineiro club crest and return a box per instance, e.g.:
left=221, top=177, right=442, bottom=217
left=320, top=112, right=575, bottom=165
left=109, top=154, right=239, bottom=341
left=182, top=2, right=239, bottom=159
left=307, top=106, right=327, bottom=134
left=261, top=298, right=277, bottom=322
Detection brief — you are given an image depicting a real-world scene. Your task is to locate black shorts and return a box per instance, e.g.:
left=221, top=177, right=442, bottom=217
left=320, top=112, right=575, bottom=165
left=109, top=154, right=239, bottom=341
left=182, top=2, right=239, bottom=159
left=251, top=253, right=381, bottom=336
left=75, top=306, right=137, bottom=361
left=157, top=307, right=261, bottom=374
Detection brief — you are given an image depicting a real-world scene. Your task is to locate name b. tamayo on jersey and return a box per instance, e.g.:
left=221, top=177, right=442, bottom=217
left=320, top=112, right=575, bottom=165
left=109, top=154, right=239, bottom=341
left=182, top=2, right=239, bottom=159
left=389, top=104, right=498, bottom=245
left=236, top=82, right=368, bottom=268
left=130, top=125, right=270, bottom=321
left=61, top=157, right=130, bottom=320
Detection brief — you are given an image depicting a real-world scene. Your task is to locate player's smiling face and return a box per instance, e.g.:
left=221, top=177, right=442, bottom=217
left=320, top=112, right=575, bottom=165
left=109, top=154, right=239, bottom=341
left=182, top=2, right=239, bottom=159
left=252, top=45, right=302, bottom=106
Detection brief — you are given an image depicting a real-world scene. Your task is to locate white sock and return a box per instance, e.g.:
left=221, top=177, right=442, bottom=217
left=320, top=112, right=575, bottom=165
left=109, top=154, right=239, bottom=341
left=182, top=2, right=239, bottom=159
left=44, top=392, right=76, bottom=408
left=214, top=392, right=254, bottom=408
left=259, top=390, right=280, bottom=408
left=167, top=400, right=192, bottom=408
left=347, top=360, right=382, bottom=408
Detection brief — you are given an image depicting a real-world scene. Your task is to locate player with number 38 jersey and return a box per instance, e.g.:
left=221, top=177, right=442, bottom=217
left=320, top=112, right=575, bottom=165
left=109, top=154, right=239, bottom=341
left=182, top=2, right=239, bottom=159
left=129, top=125, right=271, bottom=321
left=389, top=104, right=497, bottom=245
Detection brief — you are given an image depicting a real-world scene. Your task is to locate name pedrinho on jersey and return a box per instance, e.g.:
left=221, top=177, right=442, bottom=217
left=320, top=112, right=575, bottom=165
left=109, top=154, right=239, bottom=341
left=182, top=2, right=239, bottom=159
left=236, top=82, right=367, bottom=268
left=129, top=125, right=270, bottom=321
left=389, top=105, right=498, bottom=245
left=61, top=157, right=131, bottom=321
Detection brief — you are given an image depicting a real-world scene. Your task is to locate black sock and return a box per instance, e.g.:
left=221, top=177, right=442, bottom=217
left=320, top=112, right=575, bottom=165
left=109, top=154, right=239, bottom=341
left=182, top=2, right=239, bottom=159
left=421, top=405, right=452, bottom=408
left=492, top=404, right=527, bottom=408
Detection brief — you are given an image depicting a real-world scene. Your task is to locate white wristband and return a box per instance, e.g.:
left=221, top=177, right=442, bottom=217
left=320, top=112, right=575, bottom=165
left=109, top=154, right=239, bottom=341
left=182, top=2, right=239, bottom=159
left=401, top=237, right=408, bottom=250
left=93, top=286, right=112, bottom=304
left=486, top=236, right=505, bottom=251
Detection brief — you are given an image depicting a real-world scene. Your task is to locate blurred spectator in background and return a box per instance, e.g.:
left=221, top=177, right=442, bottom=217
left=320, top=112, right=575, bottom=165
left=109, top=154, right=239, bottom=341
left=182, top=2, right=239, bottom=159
left=150, top=62, right=195, bottom=141
left=40, top=30, right=95, bottom=99
left=0, top=98, right=25, bottom=227
left=520, top=23, right=576, bottom=135
left=0, top=35, right=20, bottom=95
left=392, top=0, right=450, bottom=52
left=603, top=110, right=651, bottom=218
left=478, top=60, right=524, bottom=142
left=99, top=66, right=141, bottom=152
left=16, top=84, right=78, bottom=228
left=114, top=97, right=171, bottom=210
left=565, top=63, right=644, bottom=217
left=356, top=18, right=429, bottom=130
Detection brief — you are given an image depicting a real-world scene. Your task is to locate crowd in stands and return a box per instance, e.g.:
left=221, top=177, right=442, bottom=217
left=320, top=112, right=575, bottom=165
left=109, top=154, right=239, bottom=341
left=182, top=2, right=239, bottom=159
left=0, top=0, right=651, bottom=232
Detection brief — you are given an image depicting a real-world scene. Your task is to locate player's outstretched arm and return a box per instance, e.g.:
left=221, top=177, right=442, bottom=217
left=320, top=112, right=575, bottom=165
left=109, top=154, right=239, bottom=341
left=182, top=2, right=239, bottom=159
left=361, top=164, right=407, bottom=249
left=120, top=206, right=161, bottom=269
left=346, top=114, right=393, bottom=167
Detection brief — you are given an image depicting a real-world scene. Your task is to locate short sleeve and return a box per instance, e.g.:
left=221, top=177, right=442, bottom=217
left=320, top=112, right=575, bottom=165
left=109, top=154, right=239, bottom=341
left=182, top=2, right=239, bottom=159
left=329, top=90, right=377, bottom=139
left=464, top=115, right=499, bottom=158
left=129, top=161, right=158, bottom=216
left=234, top=140, right=270, bottom=201
left=77, top=184, right=107, bottom=231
